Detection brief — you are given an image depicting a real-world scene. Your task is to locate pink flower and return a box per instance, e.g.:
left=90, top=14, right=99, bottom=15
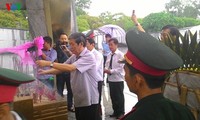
left=33, top=36, right=44, bottom=56
left=0, top=36, right=44, bottom=65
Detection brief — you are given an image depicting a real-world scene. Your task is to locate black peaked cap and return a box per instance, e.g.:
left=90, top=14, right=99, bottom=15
left=0, top=67, right=35, bottom=86
left=125, top=30, right=183, bottom=71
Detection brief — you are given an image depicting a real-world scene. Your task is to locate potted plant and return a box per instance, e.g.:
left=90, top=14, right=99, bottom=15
left=162, top=30, right=200, bottom=120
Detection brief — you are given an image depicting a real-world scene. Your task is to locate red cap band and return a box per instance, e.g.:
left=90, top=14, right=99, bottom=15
left=89, top=32, right=95, bottom=39
left=125, top=51, right=166, bottom=76
left=0, top=85, right=17, bottom=103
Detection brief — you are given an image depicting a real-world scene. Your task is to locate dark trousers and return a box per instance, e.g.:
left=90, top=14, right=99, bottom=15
left=75, top=104, right=98, bottom=120
left=109, top=81, right=125, bottom=116
left=97, top=81, right=103, bottom=120
left=56, top=73, right=73, bottom=108
left=98, top=81, right=103, bottom=104
left=103, top=56, right=107, bottom=67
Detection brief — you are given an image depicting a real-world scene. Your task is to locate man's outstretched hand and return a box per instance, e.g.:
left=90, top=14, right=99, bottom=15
left=36, top=60, right=50, bottom=67
left=131, top=10, right=138, bottom=24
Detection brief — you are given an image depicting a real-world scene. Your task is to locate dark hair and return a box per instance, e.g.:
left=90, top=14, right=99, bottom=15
left=59, top=32, right=68, bottom=37
left=69, top=32, right=86, bottom=47
left=161, top=25, right=175, bottom=30
left=105, top=33, right=112, bottom=38
left=161, top=25, right=180, bottom=38
left=108, top=38, right=118, bottom=45
left=43, top=36, right=52, bottom=46
left=169, top=27, right=180, bottom=38
left=87, top=38, right=95, bottom=45
left=126, top=63, right=166, bottom=89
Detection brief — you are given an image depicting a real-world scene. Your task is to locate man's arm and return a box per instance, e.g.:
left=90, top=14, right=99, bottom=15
left=51, top=62, right=76, bottom=72
left=39, top=68, right=62, bottom=75
left=60, top=45, right=73, bottom=57
left=41, top=49, right=57, bottom=61
left=36, top=60, right=76, bottom=72
left=41, top=52, right=47, bottom=60
left=132, top=10, right=145, bottom=32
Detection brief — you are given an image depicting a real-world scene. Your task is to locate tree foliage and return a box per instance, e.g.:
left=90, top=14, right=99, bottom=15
left=113, top=14, right=134, bottom=31
left=77, top=15, right=90, bottom=32
left=98, top=11, right=116, bottom=24
left=0, top=10, right=28, bottom=29
left=165, top=0, right=200, bottom=18
left=142, top=12, right=178, bottom=32
left=75, top=0, right=91, bottom=16
left=98, top=12, right=134, bottom=31
left=84, top=15, right=104, bottom=29
left=142, top=12, right=200, bottom=32
left=77, top=15, right=104, bottom=32
left=77, top=11, right=200, bottom=33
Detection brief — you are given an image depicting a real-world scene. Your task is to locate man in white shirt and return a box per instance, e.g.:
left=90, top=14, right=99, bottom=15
left=86, top=38, right=104, bottom=119
left=104, top=38, right=125, bottom=119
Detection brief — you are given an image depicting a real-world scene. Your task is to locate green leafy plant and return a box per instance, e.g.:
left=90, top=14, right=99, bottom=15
left=162, top=30, right=200, bottom=72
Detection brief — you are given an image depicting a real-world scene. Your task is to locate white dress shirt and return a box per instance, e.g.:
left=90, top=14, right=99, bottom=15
left=91, top=48, right=104, bottom=81
left=105, top=49, right=125, bottom=82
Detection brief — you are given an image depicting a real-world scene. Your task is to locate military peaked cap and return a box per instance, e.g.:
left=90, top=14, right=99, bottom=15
left=0, top=67, right=35, bottom=103
left=124, top=30, right=183, bottom=76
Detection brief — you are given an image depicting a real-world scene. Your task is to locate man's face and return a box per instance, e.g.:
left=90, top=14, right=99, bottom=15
left=108, top=40, right=117, bottom=53
left=69, top=39, right=81, bottom=55
left=59, top=34, right=68, bottom=44
left=86, top=40, right=93, bottom=51
left=160, top=28, right=170, bottom=40
left=43, top=41, right=49, bottom=50
left=0, top=103, right=9, bottom=119
left=106, top=37, right=111, bottom=42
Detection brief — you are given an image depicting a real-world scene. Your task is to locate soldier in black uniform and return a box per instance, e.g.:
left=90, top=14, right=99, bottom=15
left=0, top=68, right=35, bottom=120
left=119, top=30, right=195, bottom=120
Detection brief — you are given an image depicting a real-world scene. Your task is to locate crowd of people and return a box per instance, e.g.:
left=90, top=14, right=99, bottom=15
left=0, top=10, right=196, bottom=120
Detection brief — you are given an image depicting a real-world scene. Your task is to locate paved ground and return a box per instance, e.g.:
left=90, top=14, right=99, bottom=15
left=68, top=82, right=138, bottom=120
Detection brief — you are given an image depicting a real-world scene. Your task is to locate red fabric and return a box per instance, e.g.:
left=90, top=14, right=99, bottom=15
left=89, top=32, right=94, bottom=39
left=125, top=51, right=166, bottom=76
left=0, top=85, right=17, bottom=103
left=119, top=107, right=136, bottom=120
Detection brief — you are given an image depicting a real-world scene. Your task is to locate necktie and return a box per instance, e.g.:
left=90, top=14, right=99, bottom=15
left=109, top=53, right=114, bottom=69
left=76, top=56, right=81, bottom=61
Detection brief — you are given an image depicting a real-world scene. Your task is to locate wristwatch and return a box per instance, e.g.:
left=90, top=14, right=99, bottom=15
left=50, top=62, right=54, bottom=67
